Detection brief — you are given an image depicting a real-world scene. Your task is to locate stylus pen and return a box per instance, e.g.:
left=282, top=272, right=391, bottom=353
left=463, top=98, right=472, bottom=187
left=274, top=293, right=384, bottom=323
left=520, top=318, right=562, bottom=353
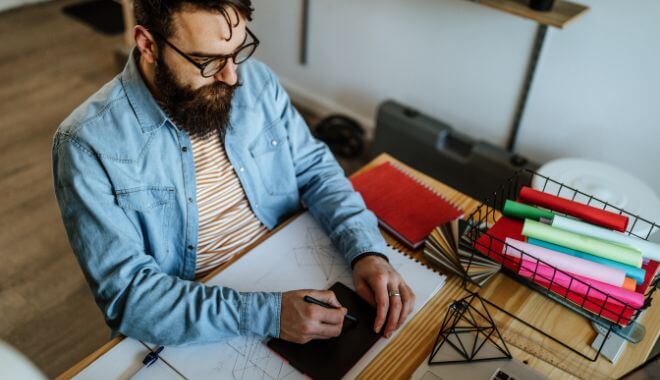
left=303, top=295, right=359, bottom=323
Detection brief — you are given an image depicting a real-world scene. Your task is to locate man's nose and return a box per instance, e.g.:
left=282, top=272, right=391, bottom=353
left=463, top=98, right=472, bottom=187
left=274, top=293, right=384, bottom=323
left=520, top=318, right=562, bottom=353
left=214, top=59, right=238, bottom=86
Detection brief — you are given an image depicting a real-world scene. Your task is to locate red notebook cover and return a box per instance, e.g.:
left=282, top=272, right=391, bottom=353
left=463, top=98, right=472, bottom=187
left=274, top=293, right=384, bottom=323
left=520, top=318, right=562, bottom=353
left=350, top=162, right=463, bottom=249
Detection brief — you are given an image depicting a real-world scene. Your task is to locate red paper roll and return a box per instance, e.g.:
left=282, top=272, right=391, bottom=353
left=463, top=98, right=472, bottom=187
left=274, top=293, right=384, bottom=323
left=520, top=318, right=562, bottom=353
left=519, top=186, right=629, bottom=232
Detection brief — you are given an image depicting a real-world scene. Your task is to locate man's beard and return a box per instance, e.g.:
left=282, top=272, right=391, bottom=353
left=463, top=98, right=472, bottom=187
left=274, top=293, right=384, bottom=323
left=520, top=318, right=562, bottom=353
left=154, top=56, right=240, bottom=140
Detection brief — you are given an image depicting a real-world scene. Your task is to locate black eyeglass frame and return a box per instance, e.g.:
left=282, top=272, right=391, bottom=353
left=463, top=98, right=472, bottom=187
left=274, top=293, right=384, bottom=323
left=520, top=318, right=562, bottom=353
left=152, top=27, right=260, bottom=78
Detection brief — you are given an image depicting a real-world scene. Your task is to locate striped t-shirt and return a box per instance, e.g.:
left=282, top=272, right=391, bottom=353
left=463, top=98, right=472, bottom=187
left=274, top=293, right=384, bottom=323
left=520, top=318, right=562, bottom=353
left=191, top=132, right=268, bottom=278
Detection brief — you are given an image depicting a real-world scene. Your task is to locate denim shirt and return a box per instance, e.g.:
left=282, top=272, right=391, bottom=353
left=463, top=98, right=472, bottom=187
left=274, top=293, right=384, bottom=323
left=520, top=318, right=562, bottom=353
left=51, top=51, right=388, bottom=346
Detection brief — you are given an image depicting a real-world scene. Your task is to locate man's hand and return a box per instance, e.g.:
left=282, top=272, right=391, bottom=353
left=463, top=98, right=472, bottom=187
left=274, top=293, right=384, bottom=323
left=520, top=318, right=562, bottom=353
left=279, top=289, right=347, bottom=344
left=352, top=255, right=416, bottom=338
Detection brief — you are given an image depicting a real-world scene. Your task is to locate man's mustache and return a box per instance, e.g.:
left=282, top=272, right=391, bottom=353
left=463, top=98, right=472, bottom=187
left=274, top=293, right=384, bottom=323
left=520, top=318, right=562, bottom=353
left=199, top=80, right=242, bottom=97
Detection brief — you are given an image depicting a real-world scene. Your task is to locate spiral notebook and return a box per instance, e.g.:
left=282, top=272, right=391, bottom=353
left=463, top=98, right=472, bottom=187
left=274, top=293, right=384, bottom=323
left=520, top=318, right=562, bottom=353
left=351, top=162, right=464, bottom=249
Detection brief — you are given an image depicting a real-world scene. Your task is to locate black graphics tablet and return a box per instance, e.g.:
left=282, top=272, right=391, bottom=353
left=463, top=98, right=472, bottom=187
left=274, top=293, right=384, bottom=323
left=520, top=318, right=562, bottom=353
left=267, top=282, right=382, bottom=380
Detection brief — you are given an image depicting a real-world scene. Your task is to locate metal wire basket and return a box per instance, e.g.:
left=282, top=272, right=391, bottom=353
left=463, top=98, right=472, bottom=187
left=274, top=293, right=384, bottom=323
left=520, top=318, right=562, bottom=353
left=459, top=168, right=659, bottom=361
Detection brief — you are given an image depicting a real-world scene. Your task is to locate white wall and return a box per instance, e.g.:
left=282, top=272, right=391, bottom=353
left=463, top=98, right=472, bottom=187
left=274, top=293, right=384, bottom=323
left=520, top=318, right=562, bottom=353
left=515, top=0, right=660, bottom=193
left=250, top=0, right=660, bottom=192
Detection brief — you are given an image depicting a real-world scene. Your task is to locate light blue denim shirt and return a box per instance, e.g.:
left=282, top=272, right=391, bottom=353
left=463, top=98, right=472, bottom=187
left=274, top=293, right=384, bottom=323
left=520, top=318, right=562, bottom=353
left=52, top=51, right=388, bottom=346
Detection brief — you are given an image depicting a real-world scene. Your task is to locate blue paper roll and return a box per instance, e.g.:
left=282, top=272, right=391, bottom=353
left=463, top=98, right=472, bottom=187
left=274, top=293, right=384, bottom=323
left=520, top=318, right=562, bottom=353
left=527, top=238, right=646, bottom=285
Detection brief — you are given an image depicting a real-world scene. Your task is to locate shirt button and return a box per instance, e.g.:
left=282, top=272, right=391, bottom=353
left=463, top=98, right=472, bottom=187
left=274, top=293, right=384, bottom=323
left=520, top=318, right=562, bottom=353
left=188, top=197, right=193, bottom=203
left=187, top=245, right=194, bottom=250
left=239, top=167, right=245, bottom=172
left=181, top=146, right=188, bottom=152
left=271, top=139, right=278, bottom=146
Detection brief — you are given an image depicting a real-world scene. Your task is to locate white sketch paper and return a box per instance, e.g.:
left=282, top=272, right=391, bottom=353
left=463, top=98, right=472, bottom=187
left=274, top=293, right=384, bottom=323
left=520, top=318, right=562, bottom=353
left=76, top=212, right=446, bottom=379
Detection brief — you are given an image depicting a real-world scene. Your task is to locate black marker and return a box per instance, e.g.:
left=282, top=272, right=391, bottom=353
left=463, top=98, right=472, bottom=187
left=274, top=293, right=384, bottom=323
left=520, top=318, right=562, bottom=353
left=303, top=295, right=358, bottom=323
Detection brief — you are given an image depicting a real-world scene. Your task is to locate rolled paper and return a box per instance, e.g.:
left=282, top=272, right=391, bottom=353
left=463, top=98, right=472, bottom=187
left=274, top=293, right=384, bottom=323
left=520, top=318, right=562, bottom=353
left=519, top=186, right=629, bottom=232
left=503, top=200, right=555, bottom=221
left=552, top=215, right=660, bottom=262
left=518, top=259, right=645, bottom=309
left=622, top=278, right=636, bottom=291
left=527, top=238, right=646, bottom=284
left=504, top=238, right=626, bottom=287
left=522, top=219, right=643, bottom=268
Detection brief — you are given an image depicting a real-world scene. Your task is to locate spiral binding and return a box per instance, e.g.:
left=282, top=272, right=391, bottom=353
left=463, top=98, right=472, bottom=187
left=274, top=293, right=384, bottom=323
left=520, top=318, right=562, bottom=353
left=385, top=242, right=443, bottom=276
left=387, top=161, right=464, bottom=215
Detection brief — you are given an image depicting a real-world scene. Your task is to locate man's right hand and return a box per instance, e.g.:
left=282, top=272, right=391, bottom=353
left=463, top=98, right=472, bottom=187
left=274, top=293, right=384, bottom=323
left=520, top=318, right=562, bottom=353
left=279, top=289, right=347, bottom=344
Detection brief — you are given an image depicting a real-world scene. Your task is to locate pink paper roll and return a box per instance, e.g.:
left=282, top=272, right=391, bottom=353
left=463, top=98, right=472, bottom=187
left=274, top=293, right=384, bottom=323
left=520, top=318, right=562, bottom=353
left=504, top=238, right=626, bottom=287
left=518, top=259, right=645, bottom=309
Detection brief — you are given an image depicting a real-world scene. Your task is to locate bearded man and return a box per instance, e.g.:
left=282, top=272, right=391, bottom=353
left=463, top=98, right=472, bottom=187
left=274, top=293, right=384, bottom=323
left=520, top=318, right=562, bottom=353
left=52, top=0, right=415, bottom=346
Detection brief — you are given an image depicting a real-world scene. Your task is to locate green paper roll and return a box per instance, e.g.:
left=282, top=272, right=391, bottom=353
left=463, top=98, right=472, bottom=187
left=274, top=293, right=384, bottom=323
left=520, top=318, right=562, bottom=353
left=552, top=215, right=660, bottom=262
left=522, top=219, right=643, bottom=268
left=503, top=200, right=555, bottom=221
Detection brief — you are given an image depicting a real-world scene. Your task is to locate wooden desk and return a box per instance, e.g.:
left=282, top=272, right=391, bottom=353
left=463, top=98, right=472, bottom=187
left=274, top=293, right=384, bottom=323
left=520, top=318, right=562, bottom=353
left=59, top=153, right=658, bottom=379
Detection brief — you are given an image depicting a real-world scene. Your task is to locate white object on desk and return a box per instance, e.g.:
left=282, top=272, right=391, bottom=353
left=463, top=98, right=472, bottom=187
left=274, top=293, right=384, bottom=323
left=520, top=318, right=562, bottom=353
left=74, top=211, right=446, bottom=379
left=0, top=340, right=47, bottom=380
left=533, top=158, right=660, bottom=238
left=591, top=328, right=627, bottom=364
left=412, top=344, right=547, bottom=380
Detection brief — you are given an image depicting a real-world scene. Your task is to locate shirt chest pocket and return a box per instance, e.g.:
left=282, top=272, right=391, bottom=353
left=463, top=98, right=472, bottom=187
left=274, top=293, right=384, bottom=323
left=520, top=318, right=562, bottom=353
left=114, top=186, right=176, bottom=257
left=115, top=186, right=175, bottom=211
left=248, top=123, right=297, bottom=196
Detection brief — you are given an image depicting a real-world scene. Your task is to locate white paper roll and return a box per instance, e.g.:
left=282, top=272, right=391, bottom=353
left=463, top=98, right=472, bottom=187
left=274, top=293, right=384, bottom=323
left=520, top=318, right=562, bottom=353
left=552, top=215, right=660, bottom=262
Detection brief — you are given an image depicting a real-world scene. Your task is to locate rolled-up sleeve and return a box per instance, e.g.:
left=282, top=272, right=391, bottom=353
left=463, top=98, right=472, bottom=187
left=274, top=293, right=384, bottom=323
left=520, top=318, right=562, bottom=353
left=264, top=71, right=389, bottom=265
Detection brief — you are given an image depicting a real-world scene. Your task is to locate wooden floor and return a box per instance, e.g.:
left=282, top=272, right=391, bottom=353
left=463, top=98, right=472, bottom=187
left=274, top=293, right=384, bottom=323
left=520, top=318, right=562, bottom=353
left=0, top=0, right=125, bottom=376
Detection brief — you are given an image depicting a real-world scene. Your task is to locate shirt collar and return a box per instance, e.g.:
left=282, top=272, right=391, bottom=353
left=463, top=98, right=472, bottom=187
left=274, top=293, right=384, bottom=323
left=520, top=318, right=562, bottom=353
left=120, top=48, right=169, bottom=133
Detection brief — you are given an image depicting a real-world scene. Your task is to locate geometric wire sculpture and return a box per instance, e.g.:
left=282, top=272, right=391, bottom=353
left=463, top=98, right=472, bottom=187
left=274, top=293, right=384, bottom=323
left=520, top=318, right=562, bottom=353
left=429, top=292, right=512, bottom=365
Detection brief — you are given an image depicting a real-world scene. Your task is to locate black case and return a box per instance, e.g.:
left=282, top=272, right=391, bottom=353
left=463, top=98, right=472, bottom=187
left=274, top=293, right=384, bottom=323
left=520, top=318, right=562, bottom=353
left=371, top=100, right=539, bottom=202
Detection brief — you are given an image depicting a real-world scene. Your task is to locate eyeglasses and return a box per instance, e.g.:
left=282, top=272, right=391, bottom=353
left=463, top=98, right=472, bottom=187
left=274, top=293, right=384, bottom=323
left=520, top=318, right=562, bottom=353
left=153, top=28, right=259, bottom=78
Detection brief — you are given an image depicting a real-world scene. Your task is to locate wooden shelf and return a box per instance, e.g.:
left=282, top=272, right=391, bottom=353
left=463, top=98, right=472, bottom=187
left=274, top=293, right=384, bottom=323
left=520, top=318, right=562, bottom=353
left=474, top=0, right=589, bottom=29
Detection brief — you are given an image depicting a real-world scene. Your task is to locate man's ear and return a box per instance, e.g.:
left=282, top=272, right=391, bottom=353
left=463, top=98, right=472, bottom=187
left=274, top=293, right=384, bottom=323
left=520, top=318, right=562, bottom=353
left=134, top=25, right=159, bottom=64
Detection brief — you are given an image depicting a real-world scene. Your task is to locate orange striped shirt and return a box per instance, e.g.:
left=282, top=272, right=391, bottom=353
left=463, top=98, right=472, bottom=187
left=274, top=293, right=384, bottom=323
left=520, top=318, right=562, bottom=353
left=191, top=133, right=268, bottom=278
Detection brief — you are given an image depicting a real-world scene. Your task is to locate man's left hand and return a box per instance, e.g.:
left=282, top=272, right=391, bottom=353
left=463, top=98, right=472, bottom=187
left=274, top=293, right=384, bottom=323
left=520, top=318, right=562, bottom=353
left=352, top=255, right=416, bottom=338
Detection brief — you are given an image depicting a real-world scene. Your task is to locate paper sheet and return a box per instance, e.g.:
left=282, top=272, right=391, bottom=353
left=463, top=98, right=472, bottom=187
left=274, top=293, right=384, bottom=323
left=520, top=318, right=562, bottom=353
left=76, top=212, right=445, bottom=379
left=74, top=339, right=183, bottom=380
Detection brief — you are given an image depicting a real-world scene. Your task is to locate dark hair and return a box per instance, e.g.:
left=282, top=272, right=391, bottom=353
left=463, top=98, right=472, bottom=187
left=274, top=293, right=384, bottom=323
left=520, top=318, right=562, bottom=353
left=134, top=0, right=253, bottom=40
